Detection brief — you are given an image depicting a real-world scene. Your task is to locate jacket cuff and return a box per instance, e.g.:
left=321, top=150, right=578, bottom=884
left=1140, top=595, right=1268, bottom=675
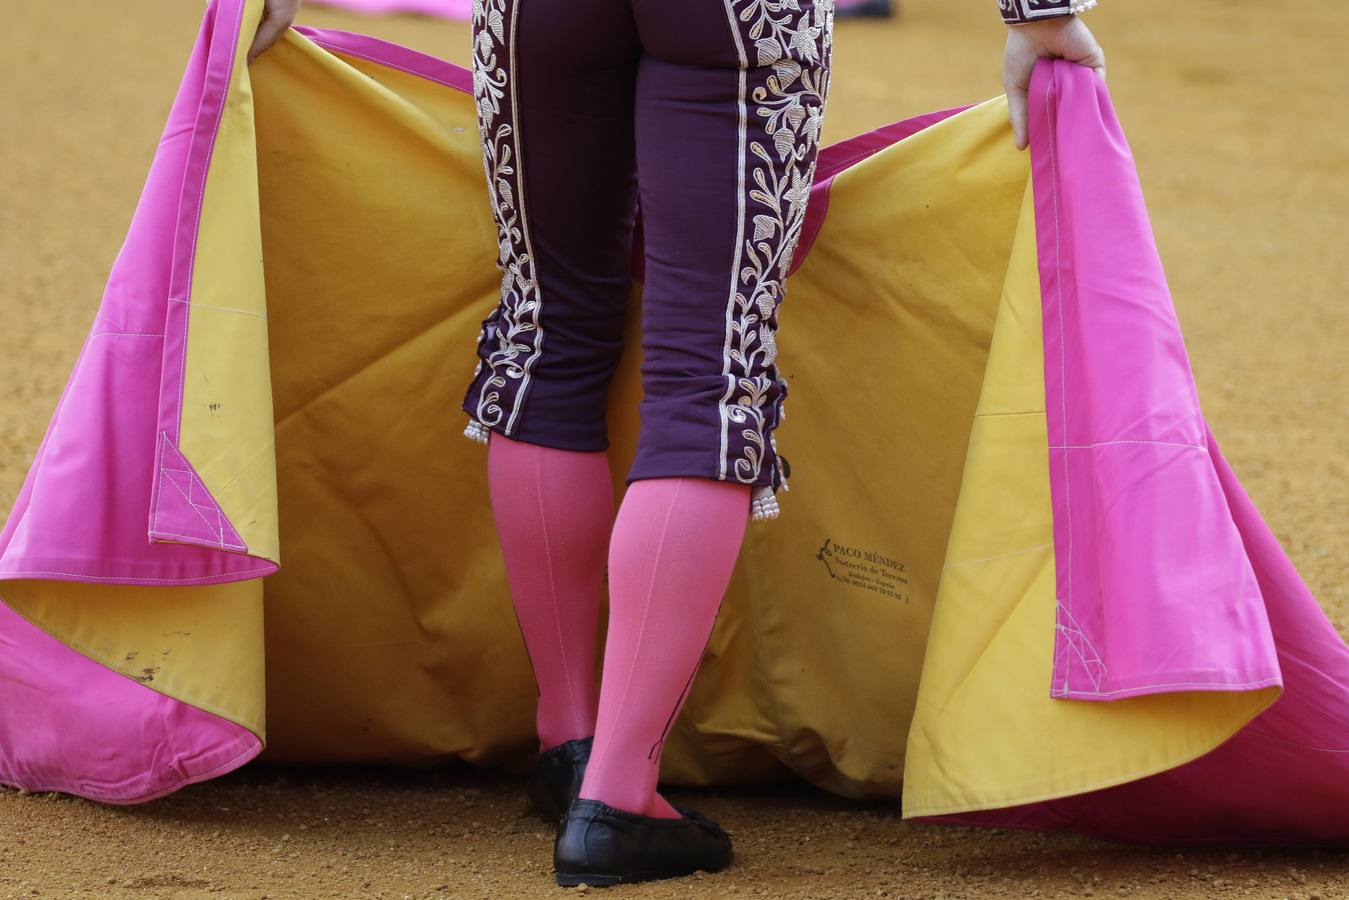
left=1000, top=0, right=1079, bottom=25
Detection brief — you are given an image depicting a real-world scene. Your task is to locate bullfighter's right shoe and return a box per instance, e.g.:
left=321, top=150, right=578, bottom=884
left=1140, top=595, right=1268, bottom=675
left=553, top=798, right=733, bottom=887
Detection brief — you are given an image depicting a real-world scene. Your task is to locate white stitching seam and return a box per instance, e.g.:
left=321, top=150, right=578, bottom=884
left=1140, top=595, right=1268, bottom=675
left=1051, top=440, right=1204, bottom=451
left=1046, top=65, right=1079, bottom=696
left=158, top=466, right=245, bottom=550
left=942, top=542, right=1054, bottom=569
left=169, top=298, right=266, bottom=319
left=152, top=432, right=245, bottom=551
left=0, top=567, right=274, bottom=584
left=1056, top=677, right=1281, bottom=698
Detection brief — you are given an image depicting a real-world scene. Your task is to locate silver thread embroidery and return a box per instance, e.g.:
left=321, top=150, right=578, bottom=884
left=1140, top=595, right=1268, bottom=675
left=720, top=0, right=834, bottom=500
left=466, top=0, right=545, bottom=438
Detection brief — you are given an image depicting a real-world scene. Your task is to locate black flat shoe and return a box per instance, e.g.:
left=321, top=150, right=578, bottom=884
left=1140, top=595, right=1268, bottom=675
left=553, top=798, right=733, bottom=887
left=526, top=736, right=593, bottom=823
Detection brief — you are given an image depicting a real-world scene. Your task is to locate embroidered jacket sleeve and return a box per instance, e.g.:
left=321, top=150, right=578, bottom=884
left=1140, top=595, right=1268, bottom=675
left=1000, top=0, right=1078, bottom=25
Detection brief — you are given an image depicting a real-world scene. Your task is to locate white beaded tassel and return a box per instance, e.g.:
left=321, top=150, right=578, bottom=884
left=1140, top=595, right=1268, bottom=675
left=1068, top=0, right=1098, bottom=12
left=748, top=395, right=790, bottom=522
left=750, top=485, right=781, bottom=522
left=463, top=418, right=490, bottom=444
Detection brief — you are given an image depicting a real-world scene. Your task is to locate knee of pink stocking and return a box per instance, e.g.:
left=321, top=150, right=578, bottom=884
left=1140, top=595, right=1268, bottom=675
left=486, top=432, right=615, bottom=751
left=578, top=476, right=751, bottom=818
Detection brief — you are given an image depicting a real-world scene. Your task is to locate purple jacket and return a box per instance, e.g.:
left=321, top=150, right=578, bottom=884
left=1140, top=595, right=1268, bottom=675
left=1000, top=0, right=1076, bottom=25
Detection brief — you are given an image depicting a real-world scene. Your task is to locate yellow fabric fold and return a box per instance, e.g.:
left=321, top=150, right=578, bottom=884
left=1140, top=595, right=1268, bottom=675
left=180, top=0, right=279, bottom=563
left=3, top=579, right=266, bottom=738
left=901, top=179, right=1278, bottom=816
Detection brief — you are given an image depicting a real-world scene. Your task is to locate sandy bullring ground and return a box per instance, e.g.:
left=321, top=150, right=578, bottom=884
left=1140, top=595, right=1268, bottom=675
left=2, top=0, right=1347, bottom=897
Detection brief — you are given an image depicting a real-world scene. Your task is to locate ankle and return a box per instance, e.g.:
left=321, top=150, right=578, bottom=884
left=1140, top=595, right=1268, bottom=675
left=576, top=786, right=682, bottom=820
left=538, top=732, right=596, bottom=754
left=537, top=707, right=598, bottom=753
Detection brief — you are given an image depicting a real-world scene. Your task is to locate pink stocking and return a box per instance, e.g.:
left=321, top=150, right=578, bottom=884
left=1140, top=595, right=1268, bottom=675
left=578, top=476, right=751, bottom=819
left=486, top=431, right=615, bottom=752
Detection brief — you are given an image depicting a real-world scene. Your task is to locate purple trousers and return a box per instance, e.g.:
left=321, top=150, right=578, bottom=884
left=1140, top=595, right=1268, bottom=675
left=460, top=0, right=835, bottom=512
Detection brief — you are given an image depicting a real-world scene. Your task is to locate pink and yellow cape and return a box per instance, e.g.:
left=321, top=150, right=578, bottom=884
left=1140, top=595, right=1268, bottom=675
left=3, top=0, right=1346, bottom=844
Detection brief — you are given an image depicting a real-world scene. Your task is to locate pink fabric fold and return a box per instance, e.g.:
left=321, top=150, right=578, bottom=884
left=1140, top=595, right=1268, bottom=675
left=0, top=0, right=268, bottom=805
left=1031, top=60, right=1280, bottom=701
left=305, top=0, right=472, bottom=20
left=0, top=601, right=261, bottom=805
left=0, top=0, right=270, bottom=586
left=916, top=59, right=1349, bottom=845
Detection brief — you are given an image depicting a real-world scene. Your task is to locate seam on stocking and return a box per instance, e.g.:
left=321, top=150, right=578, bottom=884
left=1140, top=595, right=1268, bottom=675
left=649, top=654, right=699, bottom=761
left=536, top=445, right=584, bottom=737
left=603, top=479, right=683, bottom=771
left=649, top=599, right=724, bottom=761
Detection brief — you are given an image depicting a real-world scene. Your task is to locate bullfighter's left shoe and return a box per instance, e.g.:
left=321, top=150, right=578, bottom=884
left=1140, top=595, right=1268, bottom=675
left=526, top=736, right=594, bottom=823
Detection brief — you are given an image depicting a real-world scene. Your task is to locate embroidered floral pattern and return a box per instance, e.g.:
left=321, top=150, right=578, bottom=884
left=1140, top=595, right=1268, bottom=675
left=464, top=0, right=543, bottom=439
left=720, top=0, right=834, bottom=495
left=999, top=0, right=1075, bottom=25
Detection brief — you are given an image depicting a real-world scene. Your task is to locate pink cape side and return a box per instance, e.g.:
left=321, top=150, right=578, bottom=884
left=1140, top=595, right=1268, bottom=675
left=0, top=0, right=269, bottom=804
left=913, top=59, right=1349, bottom=844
